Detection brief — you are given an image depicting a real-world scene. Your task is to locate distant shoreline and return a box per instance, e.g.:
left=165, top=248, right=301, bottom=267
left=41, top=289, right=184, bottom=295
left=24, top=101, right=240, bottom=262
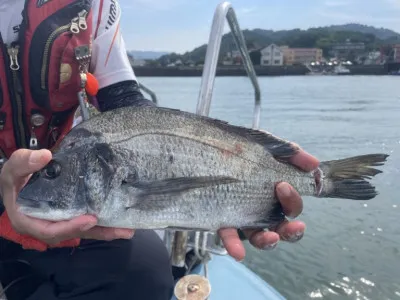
left=133, top=63, right=399, bottom=77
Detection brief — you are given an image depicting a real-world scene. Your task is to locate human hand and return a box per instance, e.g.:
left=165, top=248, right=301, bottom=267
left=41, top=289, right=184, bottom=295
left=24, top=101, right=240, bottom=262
left=0, top=149, right=134, bottom=246
left=217, top=145, right=320, bottom=261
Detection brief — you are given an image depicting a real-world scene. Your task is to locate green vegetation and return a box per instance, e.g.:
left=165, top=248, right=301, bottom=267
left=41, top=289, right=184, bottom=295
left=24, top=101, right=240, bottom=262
left=157, top=23, right=400, bottom=65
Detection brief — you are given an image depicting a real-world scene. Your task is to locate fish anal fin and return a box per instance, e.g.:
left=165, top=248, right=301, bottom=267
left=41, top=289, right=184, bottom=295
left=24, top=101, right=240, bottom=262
left=238, top=200, right=285, bottom=237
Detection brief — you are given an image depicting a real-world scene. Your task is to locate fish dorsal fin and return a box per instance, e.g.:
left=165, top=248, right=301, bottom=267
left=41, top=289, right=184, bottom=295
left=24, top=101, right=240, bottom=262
left=154, top=107, right=300, bottom=160
left=237, top=128, right=299, bottom=159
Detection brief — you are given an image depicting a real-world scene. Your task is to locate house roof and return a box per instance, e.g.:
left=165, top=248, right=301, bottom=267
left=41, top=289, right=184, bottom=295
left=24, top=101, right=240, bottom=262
left=249, top=47, right=264, bottom=53
left=260, top=44, right=283, bottom=53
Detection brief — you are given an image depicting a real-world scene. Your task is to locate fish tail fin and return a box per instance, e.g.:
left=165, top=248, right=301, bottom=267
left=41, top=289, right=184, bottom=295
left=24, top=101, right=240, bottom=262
left=317, top=153, right=389, bottom=200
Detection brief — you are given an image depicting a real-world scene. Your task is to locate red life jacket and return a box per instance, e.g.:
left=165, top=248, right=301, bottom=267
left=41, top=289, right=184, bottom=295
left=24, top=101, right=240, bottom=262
left=0, top=0, right=93, bottom=159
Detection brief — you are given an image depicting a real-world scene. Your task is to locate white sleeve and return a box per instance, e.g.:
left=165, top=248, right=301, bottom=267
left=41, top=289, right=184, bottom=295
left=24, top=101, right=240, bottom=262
left=89, top=0, right=137, bottom=89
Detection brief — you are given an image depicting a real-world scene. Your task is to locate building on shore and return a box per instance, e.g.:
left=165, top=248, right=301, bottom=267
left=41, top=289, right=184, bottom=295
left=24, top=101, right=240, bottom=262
left=363, top=51, right=384, bottom=65
left=223, top=50, right=243, bottom=65
left=260, top=44, right=284, bottom=66
left=331, top=39, right=366, bottom=60
left=249, top=44, right=323, bottom=66
left=393, top=44, right=400, bottom=63
left=281, top=46, right=323, bottom=65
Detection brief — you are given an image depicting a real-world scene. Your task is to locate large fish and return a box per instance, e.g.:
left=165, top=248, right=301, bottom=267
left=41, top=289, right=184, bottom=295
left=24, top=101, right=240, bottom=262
left=16, top=106, right=388, bottom=231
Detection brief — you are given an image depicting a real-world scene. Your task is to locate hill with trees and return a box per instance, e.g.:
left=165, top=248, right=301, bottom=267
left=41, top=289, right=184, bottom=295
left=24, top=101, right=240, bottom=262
left=157, top=23, right=400, bottom=65
left=128, top=50, right=170, bottom=60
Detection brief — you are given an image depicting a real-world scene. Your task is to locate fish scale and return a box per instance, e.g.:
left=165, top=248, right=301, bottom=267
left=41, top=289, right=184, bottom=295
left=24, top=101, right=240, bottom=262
left=120, top=134, right=253, bottom=180
left=116, top=134, right=278, bottom=213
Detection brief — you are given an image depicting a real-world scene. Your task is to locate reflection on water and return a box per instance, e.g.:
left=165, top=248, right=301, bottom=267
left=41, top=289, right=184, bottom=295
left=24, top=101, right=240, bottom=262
left=309, top=276, right=376, bottom=299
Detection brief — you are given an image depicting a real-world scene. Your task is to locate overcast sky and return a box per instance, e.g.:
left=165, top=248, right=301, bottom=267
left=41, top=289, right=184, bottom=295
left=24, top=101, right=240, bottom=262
left=119, top=0, right=400, bottom=53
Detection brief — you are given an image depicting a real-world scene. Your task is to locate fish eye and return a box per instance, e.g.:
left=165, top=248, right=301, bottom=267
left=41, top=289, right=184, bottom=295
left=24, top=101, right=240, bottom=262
left=43, top=160, right=61, bottom=179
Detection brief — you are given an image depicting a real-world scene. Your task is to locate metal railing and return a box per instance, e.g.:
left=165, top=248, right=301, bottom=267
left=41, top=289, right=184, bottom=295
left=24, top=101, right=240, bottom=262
left=139, top=82, right=158, bottom=105
left=196, top=1, right=261, bottom=128
left=164, top=1, right=263, bottom=268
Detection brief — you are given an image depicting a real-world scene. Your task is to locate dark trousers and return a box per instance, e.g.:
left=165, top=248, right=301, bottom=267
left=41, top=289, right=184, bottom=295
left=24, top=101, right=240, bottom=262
left=0, top=230, right=174, bottom=300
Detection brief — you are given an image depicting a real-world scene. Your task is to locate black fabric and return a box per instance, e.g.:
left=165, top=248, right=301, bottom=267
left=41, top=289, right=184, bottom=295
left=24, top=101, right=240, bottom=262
left=96, top=80, right=156, bottom=112
left=0, top=230, right=174, bottom=300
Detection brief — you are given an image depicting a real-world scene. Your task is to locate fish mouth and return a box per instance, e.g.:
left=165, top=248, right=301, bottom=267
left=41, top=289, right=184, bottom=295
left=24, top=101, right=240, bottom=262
left=17, top=196, right=87, bottom=222
left=17, top=196, right=46, bottom=209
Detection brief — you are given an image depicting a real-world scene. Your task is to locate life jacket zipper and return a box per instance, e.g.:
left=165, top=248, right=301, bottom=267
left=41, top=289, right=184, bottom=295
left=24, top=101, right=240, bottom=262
left=41, top=9, right=88, bottom=90
left=8, top=47, right=20, bottom=70
left=8, top=45, right=28, bottom=149
left=3, top=42, right=29, bottom=149
left=0, top=2, right=89, bottom=151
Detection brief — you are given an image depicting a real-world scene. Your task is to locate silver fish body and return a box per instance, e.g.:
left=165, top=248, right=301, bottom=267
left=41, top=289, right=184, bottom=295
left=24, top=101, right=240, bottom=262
left=16, top=106, right=388, bottom=231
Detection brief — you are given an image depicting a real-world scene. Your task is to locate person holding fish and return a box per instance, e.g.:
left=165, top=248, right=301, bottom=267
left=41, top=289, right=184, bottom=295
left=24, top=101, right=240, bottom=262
left=0, top=0, right=320, bottom=299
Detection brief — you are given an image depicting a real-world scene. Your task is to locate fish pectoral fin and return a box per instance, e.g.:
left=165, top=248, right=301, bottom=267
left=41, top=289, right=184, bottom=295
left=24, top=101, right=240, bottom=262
left=126, top=176, right=239, bottom=197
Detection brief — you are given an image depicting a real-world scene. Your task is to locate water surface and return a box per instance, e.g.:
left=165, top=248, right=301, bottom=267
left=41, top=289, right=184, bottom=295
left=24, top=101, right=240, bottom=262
left=138, top=75, right=400, bottom=300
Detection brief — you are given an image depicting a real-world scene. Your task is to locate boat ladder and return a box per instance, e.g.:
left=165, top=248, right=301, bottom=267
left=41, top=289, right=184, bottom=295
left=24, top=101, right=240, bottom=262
left=140, top=2, right=262, bottom=299
left=160, top=0, right=262, bottom=272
